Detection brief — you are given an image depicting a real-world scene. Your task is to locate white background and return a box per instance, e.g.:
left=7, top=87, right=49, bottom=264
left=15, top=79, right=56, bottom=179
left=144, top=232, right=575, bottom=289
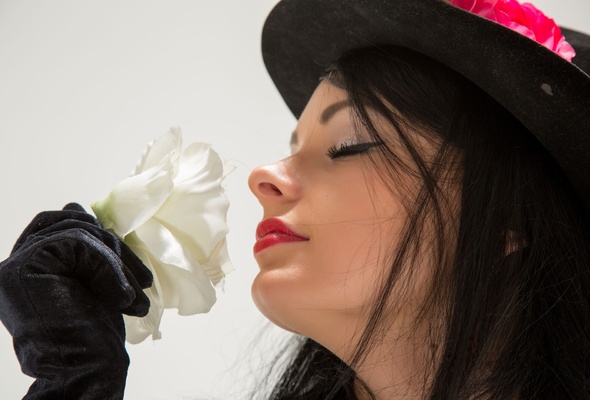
left=0, top=1, right=588, bottom=399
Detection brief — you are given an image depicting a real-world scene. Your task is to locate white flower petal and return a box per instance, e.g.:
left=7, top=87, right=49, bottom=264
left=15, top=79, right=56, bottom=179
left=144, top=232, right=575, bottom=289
left=156, top=259, right=217, bottom=315
left=92, top=158, right=174, bottom=238
left=134, top=219, right=220, bottom=310
left=134, top=219, right=192, bottom=270
left=124, top=284, right=164, bottom=343
left=132, top=127, right=182, bottom=175
left=155, top=143, right=230, bottom=261
left=202, top=238, right=233, bottom=285
left=130, top=211, right=221, bottom=333
left=124, top=230, right=217, bottom=342
left=121, top=234, right=165, bottom=343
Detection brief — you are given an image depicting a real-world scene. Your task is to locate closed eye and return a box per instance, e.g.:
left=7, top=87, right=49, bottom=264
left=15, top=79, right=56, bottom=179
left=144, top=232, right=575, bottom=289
left=326, top=142, right=381, bottom=159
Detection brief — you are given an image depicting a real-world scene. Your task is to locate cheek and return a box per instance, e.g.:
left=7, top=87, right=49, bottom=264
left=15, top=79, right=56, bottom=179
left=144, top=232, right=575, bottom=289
left=252, top=197, right=403, bottom=336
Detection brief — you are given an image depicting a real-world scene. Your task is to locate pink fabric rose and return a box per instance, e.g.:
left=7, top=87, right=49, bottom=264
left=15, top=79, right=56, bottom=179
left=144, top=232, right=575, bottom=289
left=450, top=0, right=576, bottom=61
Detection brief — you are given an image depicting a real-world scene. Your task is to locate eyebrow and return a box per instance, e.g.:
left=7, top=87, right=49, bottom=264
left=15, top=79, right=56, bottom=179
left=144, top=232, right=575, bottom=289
left=320, top=100, right=350, bottom=124
left=290, top=100, right=351, bottom=147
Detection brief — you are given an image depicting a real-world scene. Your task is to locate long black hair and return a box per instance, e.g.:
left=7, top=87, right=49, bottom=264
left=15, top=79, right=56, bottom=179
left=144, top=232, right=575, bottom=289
left=256, top=46, right=590, bottom=399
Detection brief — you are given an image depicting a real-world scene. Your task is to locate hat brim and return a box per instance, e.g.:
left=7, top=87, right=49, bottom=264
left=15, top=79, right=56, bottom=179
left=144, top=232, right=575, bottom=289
left=261, top=0, right=590, bottom=205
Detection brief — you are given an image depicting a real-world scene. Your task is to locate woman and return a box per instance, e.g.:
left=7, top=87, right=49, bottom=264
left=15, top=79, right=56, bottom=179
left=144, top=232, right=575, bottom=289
left=250, top=1, right=590, bottom=398
left=1, top=0, right=589, bottom=399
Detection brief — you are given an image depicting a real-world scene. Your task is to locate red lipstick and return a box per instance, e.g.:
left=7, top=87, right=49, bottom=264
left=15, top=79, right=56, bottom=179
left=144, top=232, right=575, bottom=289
left=254, top=218, right=309, bottom=255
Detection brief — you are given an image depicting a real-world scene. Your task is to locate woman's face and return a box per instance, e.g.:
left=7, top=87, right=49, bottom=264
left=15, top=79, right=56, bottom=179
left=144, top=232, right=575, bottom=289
left=248, top=81, right=421, bottom=358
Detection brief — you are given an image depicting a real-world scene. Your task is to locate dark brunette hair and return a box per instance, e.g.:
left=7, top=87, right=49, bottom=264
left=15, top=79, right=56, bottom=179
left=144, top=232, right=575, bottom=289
left=257, top=46, right=590, bottom=399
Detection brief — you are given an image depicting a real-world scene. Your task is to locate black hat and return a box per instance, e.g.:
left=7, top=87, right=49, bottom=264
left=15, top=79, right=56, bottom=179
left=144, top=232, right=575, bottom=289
left=261, top=0, right=590, bottom=205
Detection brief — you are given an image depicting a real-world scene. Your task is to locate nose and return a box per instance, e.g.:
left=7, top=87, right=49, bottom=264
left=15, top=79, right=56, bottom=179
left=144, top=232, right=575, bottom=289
left=248, top=159, right=301, bottom=207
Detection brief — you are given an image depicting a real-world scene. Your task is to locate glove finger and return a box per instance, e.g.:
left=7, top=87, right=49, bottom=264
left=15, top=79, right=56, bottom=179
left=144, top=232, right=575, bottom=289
left=70, top=225, right=153, bottom=316
left=13, top=204, right=99, bottom=254
left=118, top=270, right=152, bottom=317
left=62, top=202, right=87, bottom=213
left=17, top=219, right=116, bottom=256
left=18, top=216, right=153, bottom=316
left=29, top=229, right=138, bottom=312
left=63, top=205, right=153, bottom=290
left=31, top=217, right=153, bottom=287
left=115, top=244, right=153, bottom=316
left=61, top=225, right=152, bottom=316
left=118, top=242, right=153, bottom=289
left=30, top=218, right=153, bottom=289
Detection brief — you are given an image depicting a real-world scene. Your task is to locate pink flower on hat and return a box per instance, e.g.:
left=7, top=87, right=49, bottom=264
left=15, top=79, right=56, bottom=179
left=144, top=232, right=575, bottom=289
left=451, top=0, right=576, bottom=61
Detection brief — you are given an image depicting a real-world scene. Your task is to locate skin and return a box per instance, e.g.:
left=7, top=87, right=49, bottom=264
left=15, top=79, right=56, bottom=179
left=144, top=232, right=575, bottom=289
left=249, top=81, right=441, bottom=399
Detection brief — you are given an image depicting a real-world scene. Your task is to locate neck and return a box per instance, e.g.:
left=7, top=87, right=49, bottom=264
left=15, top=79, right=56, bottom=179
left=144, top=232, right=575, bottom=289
left=350, top=319, right=438, bottom=400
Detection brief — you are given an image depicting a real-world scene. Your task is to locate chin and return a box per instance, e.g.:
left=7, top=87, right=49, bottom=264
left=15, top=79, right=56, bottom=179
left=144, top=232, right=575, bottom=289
left=251, top=270, right=301, bottom=334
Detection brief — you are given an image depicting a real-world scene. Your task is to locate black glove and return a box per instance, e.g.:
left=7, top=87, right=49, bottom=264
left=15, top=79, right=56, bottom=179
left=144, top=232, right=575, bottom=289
left=0, top=203, right=153, bottom=399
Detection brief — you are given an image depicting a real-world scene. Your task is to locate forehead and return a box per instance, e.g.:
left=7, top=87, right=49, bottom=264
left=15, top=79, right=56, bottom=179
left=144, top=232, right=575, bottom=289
left=291, top=82, right=353, bottom=145
left=303, top=81, right=349, bottom=119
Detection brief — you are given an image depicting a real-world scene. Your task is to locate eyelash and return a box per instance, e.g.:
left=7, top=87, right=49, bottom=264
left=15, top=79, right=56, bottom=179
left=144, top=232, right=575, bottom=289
left=326, top=142, right=381, bottom=159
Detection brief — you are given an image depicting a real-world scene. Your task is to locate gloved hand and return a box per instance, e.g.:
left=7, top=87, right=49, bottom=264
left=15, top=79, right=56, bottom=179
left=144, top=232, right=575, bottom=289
left=0, top=203, right=153, bottom=400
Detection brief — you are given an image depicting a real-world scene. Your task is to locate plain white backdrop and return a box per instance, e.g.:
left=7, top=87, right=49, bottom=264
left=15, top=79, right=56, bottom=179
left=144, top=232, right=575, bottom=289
left=0, top=1, right=588, bottom=399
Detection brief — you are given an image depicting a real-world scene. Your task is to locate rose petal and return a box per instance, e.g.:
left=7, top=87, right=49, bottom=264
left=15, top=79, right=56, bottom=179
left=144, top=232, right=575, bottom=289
left=451, top=0, right=497, bottom=19
left=155, top=259, right=217, bottom=315
left=451, top=0, right=576, bottom=62
left=154, top=143, right=230, bottom=262
left=556, top=39, right=576, bottom=61
left=202, top=238, right=233, bottom=285
left=92, top=157, right=174, bottom=238
left=134, top=219, right=193, bottom=270
left=132, top=127, right=182, bottom=175
left=122, top=234, right=165, bottom=343
left=133, top=226, right=217, bottom=314
left=132, top=217, right=228, bottom=288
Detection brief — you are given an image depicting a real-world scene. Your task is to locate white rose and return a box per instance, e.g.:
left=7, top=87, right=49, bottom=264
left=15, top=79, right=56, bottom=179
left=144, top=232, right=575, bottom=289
left=92, top=127, right=233, bottom=343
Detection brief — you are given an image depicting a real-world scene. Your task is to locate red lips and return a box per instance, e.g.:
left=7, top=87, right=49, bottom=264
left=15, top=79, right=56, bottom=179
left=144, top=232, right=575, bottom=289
left=254, top=218, right=309, bottom=254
